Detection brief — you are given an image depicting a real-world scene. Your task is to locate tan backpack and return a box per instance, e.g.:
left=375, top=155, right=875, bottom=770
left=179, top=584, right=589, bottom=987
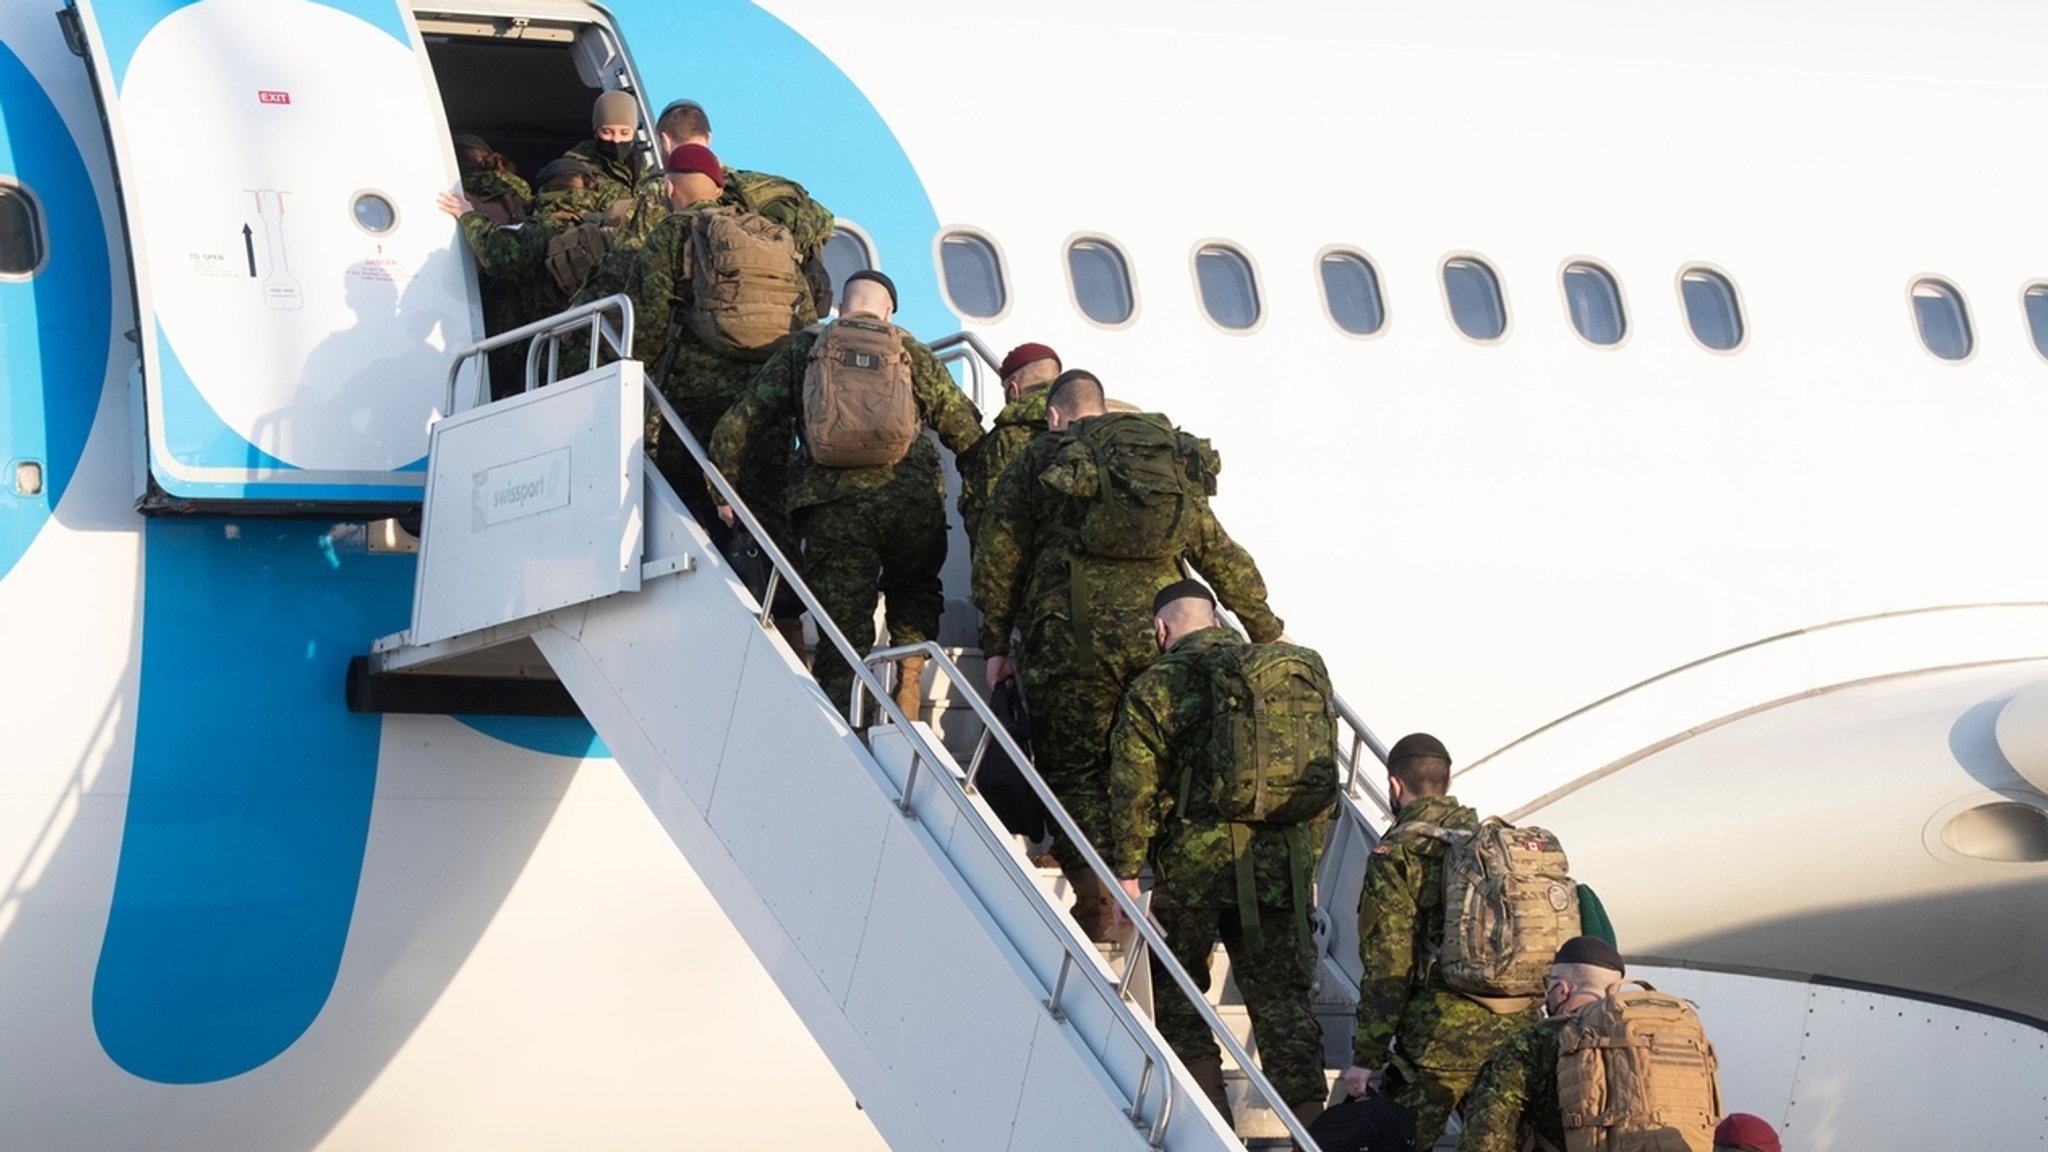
left=542, top=197, right=637, bottom=295
left=1557, top=981, right=1723, bottom=1152
left=682, top=206, right=806, bottom=361
left=802, top=317, right=918, bottom=467
left=1402, top=816, right=1580, bottom=1006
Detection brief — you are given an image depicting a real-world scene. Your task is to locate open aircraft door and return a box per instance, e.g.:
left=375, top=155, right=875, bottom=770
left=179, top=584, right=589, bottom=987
left=63, top=0, right=485, bottom=511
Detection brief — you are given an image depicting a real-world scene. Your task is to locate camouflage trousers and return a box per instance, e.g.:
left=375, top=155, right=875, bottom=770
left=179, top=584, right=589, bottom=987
left=793, top=491, right=947, bottom=717
left=1017, top=600, right=1160, bottom=872
left=1150, top=888, right=1328, bottom=1109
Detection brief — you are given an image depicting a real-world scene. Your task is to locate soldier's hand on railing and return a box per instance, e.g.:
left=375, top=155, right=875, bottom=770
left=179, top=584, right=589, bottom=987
left=985, top=654, right=1014, bottom=689
left=1112, top=877, right=1144, bottom=927
left=716, top=504, right=735, bottom=527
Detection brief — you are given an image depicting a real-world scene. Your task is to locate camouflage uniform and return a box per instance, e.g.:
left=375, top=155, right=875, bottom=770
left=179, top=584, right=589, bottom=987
left=971, top=417, right=1283, bottom=874
left=711, top=324, right=983, bottom=711
left=1356, top=795, right=1543, bottom=1147
left=1108, top=625, right=1328, bottom=1108
left=460, top=168, right=531, bottom=224
left=954, top=385, right=1050, bottom=553
left=457, top=187, right=615, bottom=397
left=621, top=201, right=772, bottom=528
left=561, top=137, right=649, bottom=201
left=1454, top=1016, right=1567, bottom=1152
left=586, top=164, right=830, bottom=317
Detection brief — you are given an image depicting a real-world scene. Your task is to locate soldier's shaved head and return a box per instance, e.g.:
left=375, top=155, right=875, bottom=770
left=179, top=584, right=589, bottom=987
left=840, top=277, right=895, bottom=321
left=1153, top=596, right=1220, bottom=649
left=1388, top=752, right=1450, bottom=798
left=1047, top=370, right=1106, bottom=430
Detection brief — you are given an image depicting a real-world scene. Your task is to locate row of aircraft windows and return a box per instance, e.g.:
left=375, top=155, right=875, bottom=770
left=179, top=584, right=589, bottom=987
left=834, top=222, right=2048, bottom=366
left=3, top=177, right=2042, bottom=367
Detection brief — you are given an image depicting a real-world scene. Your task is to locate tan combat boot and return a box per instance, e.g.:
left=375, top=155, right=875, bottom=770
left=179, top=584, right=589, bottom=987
left=1185, top=1057, right=1233, bottom=1127
left=892, top=654, right=926, bottom=724
left=1061, top=867, right=1115, bottom=943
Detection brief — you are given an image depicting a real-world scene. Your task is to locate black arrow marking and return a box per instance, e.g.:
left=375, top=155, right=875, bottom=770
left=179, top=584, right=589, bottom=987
left=243, top=224, right=256, bottom=277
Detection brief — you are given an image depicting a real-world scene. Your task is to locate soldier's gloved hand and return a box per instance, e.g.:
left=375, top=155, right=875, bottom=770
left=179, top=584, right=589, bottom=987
left=1340, top=1065, right=1375, bottom=1099
left=985, top=654, right=1014, bottom=690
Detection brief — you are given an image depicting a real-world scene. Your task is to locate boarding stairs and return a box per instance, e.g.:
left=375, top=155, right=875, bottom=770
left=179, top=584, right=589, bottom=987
left=350, top=298, right=1402, bottom=1151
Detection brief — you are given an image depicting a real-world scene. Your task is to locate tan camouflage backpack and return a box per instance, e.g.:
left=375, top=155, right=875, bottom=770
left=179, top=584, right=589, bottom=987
left=542, top=196, right=637, bottom=295
left=801, top=317, right=917, bottom=467
left=1557, top=981, right=1722, bottom=1152
left=1402, top=817, right=1580, bottom=1006
left=681, top=205, right=806, bottom=361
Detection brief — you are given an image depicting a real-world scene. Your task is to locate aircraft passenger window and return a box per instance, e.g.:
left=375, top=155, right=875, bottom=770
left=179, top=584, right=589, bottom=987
left=1195, top=244, right=1261, bottom=331
left=1319, top=250, right=1385, bottom=336
left=0, top=183, right=44, bottom=277
left=938, top=230, right=1007, bottom=319
left=1562, top=262, right=1626, bottom=347
left=822, top=225, right=874, bottom=310
left=2025, top=285, right=2048, bottom=362
left=1679, top=267, right=1744, bottom=351
left=1067, top=238, right=1135, bottom=326
left=1910, top=279, right=1972, bottom=362
left=1442, top=257, right=1507, bottom=342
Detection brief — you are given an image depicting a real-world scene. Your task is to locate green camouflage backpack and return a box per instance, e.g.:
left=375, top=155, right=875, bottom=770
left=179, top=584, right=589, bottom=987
left=1401, top=817, right=1581, bottom=1006
left=681, top=205, right=807, bottom=361
left=726, top=169, right=834, bottom=315
left=1041, top=412, right=1216, bottom=560
left=1557, top=981, right=1722, bottom=1152
left=1195, top=642, right=1339, bottom=825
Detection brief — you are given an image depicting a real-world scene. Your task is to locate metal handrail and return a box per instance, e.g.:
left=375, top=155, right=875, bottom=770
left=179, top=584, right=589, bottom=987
left=926, top=330, right=1005, bottom=411
left=443, top=294, right=636, bottom=415
left=643, top=385, right=1194, bottom=1145
left=864, top=640, right=1328, bottom=1152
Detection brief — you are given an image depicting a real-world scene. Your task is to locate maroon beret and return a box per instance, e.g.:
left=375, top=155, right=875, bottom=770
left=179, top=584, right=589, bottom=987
left=1714, top=1114, right=1780, bottom=1152
left=663, top=143, right=725, bottom=186
left=999, top=342, right=1060, bottom=379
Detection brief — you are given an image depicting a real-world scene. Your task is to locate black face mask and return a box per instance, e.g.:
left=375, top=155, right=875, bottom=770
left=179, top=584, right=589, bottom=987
left=596, top=138, right=634, bottom=165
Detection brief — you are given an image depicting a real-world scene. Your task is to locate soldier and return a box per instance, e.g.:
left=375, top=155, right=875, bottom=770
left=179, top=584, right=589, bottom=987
left=438, top=158, right=615, bottom=397
left=1341, top=733, right=1543, bottom=1149
left=650, top=99, right=837, bottom=315
left=560, top=90, right=650, bottom=200
left=710, top=270, right=982, bottom=719
left=1108, top=580, right=1329, bottom=1130
left=973, top=369, right=1284, bottom=941
left=621, top=143, right=762, bottom=531
left=1455, top=937, right=1626, bottom=1152
left=955, top=341, right=1061, bottom=553
left=452, top=134, right=529, bottom=225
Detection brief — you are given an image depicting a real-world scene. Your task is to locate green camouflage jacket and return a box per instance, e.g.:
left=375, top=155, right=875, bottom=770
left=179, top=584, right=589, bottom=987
left=1108, top=626, right=1321, bottom=909
left=1354, top=795, right=1542, bottom=1071
left=724, top=167, right=835, bottom=258
left=955, top=386, right=1050, bottom=547
left=460, top=169, right=531, bottom=222
left=709, top=321, right=983, bottom=513
left=1455, top=1016, right=1567, bottom=1152
left=563, top=137, right=648, bottom=201
left=971, top=415, right=1283, bottom=656
left=459, top=186, right=617, bottom=328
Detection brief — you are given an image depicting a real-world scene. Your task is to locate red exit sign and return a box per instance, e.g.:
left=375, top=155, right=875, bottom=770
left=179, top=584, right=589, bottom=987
left=257, top=90, right=291, bottom=105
